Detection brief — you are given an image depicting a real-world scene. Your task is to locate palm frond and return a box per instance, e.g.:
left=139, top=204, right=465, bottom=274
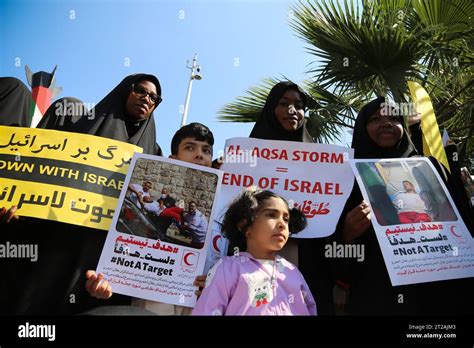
left=217, top=77, right=367, bottom=143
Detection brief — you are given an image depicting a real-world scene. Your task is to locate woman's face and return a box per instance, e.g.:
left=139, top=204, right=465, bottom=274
left=366, top=108, right=403, bottom=148
left=125, top=80, right=158, bottom=120
left=274, top=88, right=305, bottom=132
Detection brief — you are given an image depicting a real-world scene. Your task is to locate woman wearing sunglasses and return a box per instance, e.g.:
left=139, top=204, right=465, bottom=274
left=39, top=73, right=164, bottom=155
left=0, top=74, right=164, bottom=316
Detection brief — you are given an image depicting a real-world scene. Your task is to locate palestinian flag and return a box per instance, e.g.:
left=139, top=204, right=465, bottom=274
left=25, top=65, right=62, bottom=128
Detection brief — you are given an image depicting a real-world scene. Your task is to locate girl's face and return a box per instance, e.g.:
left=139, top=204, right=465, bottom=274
left=274, top=89, right=305, bottom=132
left=366, top=108, right=403, bottom=148
left=245, top=197, right=290, bottom=259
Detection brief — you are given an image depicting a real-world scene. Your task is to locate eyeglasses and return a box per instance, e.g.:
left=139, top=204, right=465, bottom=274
left=131, top=84, right=162, bottom=105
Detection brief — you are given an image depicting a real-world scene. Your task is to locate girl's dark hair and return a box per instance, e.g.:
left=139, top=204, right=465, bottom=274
left=221, top=187, right=307, bottom=253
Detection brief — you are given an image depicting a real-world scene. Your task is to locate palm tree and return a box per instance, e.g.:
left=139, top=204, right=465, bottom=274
left=218, top=0, right=473, bottom=167
left=218, top=77, right=362, bottom=143
left=408, top=0, right=473, bottom=164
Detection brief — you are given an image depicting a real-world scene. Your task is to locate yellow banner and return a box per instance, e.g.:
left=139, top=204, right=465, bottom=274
left=0, top=126, right=142, bottom=230
left=408, top=81, right=450, bottom=172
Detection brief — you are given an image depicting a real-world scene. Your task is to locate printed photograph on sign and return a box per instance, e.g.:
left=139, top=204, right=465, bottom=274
left=117, top=158, right=217, bottom=250
left=350, top=157, right=474, bottom=287
left=96, top=154, right=222, bottom=307
left=354, top=160, right=457, bottom=226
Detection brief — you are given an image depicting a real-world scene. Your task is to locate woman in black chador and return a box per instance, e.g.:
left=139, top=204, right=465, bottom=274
left=334, top=97, right=473, bottom=315
left=39, top=73, right=163, bottom=155
left=1, top=74, right=164, bottom=314
left=248, top=81, right=335, bottom=315
left=0, top=77, right=35, bottom=127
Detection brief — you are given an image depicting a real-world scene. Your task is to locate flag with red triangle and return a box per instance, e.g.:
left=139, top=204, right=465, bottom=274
left=25, top=65, right=62, bottom=127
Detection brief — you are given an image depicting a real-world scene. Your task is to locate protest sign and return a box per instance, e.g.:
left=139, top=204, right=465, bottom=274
left=0, top=125, right=141, bottom=230
left=96, top=154, right=222, bottom=307
left=350, top=157, right=474, bottom=286
left=205, top=137, right=354, bottom=272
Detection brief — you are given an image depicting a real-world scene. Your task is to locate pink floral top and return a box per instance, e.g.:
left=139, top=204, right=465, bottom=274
left=192, top=252, right=317, bottom=315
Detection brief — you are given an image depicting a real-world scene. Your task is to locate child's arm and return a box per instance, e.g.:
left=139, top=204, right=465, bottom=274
left=192, top=260, right=230, bottom=315
left=193, top=274, right=207, bottom=298
left=85, top=270, right=113, bottom=300
left=301, top=278, right=318, bottom=315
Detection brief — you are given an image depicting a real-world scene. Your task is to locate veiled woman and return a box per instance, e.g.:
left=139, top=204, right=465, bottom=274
left=334, top=97, right=473, bottom=315
left=248, top=81, right=335, bottom=315
left=1, top=74, right=164, bottom=314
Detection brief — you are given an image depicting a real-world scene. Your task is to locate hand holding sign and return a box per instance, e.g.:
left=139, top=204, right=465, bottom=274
left=0, top=205, right=19, bottom=223
left=342, top=200, right=371, bottom=243
left=85, top=270, right=113, bottom=300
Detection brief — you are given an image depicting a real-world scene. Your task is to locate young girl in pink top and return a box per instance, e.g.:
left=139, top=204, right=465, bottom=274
left=192, top=187, right=317, bottom=315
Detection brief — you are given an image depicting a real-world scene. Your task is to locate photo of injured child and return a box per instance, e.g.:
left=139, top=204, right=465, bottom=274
left=354, top=159, right=457, bottom=226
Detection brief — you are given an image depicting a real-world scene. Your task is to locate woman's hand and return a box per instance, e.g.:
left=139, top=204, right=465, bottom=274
left=85, top=270, right=113, bottom=299
left=407, top=111, right=422, bottom=127
left=342, top=200, right=371, bottom=243
left=0, top=205, right=20, bottom=224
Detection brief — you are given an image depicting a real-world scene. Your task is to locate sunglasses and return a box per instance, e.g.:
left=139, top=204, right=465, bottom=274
left=131, top=84, right=162, bottom=105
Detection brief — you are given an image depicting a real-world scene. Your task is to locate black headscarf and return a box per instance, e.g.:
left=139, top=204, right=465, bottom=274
left=39, top=73, right=162, bottom=155
left=346, top=96, right=419, bottom=228
left=0, top=77, right=34, bottom=127
left=333, top=97, right=474, bottom=315
left=1, top=74, right=164, bottom=315
left=351, top=96, right=417, bottom=159
left=249, top=81, right=314, bottom=143
left=37, top=97, right=89, bottom=132
left=249, top=82, right=333, bottom=311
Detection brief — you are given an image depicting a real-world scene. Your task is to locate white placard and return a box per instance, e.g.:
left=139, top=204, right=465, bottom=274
left=350, top=157, right=474, bottom=286
left=96, top=154, right=222, bottom=307
left=204, top=138, right=354, bottom=272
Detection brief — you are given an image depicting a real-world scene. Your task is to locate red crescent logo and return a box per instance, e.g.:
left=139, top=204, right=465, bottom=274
left=450, top=225, right=462, bottom=238
left=183, top=252, right=196, bottom=266
left=212, top=234, right=221, bottom=253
